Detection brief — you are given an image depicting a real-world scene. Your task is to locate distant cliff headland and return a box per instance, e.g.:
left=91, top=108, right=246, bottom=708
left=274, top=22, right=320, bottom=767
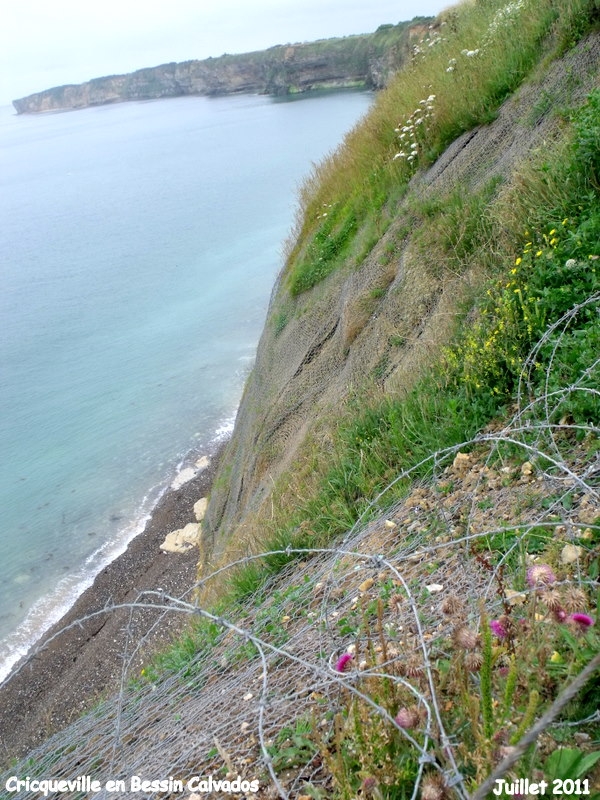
left=13, top=19, right=431, bottom=114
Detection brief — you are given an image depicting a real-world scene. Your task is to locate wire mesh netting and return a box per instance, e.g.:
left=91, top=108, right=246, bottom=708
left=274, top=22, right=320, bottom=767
left=2, top=28, right=600, bottom=800
left=2, top=296, right=598, bottom=798
left=202, top=33, right=600, bottom=569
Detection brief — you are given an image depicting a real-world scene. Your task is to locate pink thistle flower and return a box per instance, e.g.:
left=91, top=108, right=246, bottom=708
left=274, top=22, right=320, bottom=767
left=553, top=608, right=568, bottom=623
left=490, top=619, right=507, bottom=640
left=334, top=652, right=354, bottom=672
left=568, top=613, right=594, bottom=630
left=527, top=564, right=556, bottom=587
left=395, top=707, right=420, bottom=729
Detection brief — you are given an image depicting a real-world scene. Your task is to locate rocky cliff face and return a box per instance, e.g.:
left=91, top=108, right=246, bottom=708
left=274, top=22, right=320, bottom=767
left=200, top=33, right=600, bottom=568
left=13, top=21, right=426, bottom=113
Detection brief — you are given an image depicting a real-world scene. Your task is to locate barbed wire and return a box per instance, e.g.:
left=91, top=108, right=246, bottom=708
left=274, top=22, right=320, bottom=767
left=2, top=526, right=596, bottom=797
left=470, top=652, right=600, bottom=800
left=0, top=299, right=598, bottom=799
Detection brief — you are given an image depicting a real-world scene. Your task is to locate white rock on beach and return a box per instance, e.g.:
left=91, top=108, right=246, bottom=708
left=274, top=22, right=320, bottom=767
left=160, top=522, right=200, bottom=553
left=194, top=497, right=208, bottom=521
left=170, top=468, right=196, bottom=490
left=195, top=455, right=211, bottom=471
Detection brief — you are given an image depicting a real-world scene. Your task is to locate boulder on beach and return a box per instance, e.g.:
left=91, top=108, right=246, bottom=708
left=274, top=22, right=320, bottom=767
left=160, top=522, right=200, bottom=553
left=195, top=455, right=210, bottom=471
left=194, top=497, right=208, bottom=522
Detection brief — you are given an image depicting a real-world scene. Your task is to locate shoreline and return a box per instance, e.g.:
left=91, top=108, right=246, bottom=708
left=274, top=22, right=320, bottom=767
left=0, top=441, right=225, bottom=765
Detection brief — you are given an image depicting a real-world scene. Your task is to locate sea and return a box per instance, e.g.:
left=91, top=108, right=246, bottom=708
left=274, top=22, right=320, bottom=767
left=0, top=89, right=372, bottom=681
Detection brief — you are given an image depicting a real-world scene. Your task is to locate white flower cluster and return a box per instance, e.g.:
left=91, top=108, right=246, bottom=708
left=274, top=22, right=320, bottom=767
left=427, top=33, right=444, bottom=48
left=444, top=0, right=527, bottom=75
left=316, top=202, right=334, bottom=220
left=445, top=46, right=480, bottom=74
left=412, top=26, right=446, bottom=59
left=485, top=0, right=527, bottom=44
left=393, top=95, right=436, bottom=164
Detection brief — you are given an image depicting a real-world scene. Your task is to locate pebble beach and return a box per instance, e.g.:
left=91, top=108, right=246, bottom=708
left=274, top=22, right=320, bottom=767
left=0, top=446, right=223, bottom=764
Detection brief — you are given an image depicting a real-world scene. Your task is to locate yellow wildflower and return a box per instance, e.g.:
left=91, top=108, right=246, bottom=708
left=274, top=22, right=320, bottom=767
left=550, top=651, right=563, bottom=664
left=515, top=257, right=522, bottom=266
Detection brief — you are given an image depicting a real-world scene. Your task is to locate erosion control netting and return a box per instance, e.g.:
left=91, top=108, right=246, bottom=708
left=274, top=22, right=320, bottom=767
left=3, top=301, right=599, bottom=800
left=202, top=33, right=600, bottom=564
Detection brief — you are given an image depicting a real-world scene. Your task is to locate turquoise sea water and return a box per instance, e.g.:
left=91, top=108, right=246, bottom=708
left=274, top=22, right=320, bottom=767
left=0, top=90, right=372, bottom=680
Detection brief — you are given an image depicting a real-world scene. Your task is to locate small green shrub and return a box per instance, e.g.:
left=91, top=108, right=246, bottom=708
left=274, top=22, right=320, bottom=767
left=288, top=202, right=358, bottom=295
left=272, top=309, right=289, bottom=336
left=446, top=90, right=600, bottom=409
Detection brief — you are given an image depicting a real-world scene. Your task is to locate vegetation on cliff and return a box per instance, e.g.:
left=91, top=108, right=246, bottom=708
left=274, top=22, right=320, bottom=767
left=195, top=0, right=600, bottom=792
left=285, top=0, right=598, bottom=296
left=3, top=0, right=599, bottom=796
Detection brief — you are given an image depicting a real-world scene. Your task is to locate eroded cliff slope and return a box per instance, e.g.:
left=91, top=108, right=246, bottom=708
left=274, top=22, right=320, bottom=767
left=201, top=10, right=600, bottom=569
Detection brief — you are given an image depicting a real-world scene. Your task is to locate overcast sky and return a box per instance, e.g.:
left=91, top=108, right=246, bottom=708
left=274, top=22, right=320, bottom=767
left=1, top=0, right=450, bottom=106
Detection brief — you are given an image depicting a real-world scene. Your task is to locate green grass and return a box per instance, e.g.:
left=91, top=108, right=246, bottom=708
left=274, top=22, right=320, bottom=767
left=284, top=0, right=599, bottom=295
left=132, top=10, right=600, bottom=796
left=141, top=15, right=600, bottom=690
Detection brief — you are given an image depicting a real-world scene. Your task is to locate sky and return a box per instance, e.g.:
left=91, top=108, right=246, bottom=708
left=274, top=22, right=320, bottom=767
left=1, top=0, right=451, bottom=106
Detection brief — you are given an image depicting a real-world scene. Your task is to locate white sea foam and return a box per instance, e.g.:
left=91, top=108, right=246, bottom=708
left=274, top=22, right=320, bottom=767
left=0, top=91, right=373, bottom=686
left=0, top=506, right=154, bottom=684
left=0, top=435, right=225, bottom=685
left=170, top=467, right=197, bottom=490
left=212, top=414, right=237, bottom=442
